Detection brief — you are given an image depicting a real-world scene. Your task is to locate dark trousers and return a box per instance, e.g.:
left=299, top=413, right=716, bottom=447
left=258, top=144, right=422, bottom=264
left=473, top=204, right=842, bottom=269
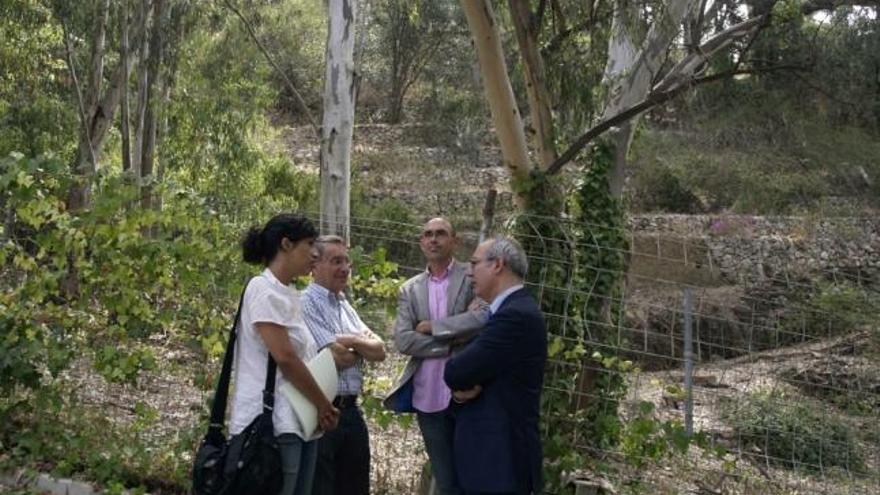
left=417, top=408, right=461, bottom=495
left=312, top=405, right=371, bottom=495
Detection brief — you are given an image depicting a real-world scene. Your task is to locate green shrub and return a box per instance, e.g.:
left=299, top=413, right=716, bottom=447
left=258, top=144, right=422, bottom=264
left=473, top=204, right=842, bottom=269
left=0, top=152, right=255, bottom=392
left=629, top=159, right=703, bottom=213
left=1, top=386, right=196, bottom=493
left=720, top=389, right=864, bottom=473
left=776, top=281, right=880, bottom=347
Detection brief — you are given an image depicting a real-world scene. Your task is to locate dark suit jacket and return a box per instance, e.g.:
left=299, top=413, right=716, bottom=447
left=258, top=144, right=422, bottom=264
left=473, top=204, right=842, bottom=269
left=443, top=288, right=547, bottom=495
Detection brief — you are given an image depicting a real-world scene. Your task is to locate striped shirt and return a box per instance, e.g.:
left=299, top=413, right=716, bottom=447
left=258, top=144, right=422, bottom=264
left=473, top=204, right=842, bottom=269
left=301, top=282, right=369, bottom=395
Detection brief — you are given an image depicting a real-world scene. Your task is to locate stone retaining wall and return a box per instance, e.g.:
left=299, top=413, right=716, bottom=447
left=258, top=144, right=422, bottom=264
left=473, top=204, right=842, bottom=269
left=628, top=214, right=880, bottom=286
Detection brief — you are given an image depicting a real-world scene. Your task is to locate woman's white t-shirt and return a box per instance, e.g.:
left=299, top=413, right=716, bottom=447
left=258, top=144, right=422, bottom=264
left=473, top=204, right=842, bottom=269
left=229, top=268, right=319, bottom=439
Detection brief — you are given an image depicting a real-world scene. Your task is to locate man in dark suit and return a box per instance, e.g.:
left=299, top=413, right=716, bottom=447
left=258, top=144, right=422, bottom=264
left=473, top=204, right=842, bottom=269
left=444, top=236, right=547, bottom=495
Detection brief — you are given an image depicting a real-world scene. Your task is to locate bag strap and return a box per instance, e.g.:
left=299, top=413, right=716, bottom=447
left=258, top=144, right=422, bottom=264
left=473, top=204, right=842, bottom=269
left=262, top=353, right=277, bottom=412
left=208, top=284, right=248, bottom=433
left=208, top=280, right=280, bottom=433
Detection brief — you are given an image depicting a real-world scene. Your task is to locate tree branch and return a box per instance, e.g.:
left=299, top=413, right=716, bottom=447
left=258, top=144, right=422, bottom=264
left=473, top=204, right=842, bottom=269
left=534, top=0, right=548, bottom=30
left=90, top=3, right=151, bottom=166
left=788, top=68, right=868, bottom=108
left=802, top=0, right=880, bottom=15
left=86, top=0, right=111, bottom=115
left=541, top=16, right=601, bottom=57
left=685, top=0, right=710, bottom=52
left=547, top=65, right=808, bottom=175
left=221, top=0, right=320, bottom=139
left=401, top=36, right=445, bottom=99
left=540, top=1, right=606, bottom=58
left=654, top=14, right=768, bottom=93
left=544, top=0, right=879, bottom=176
left=550, top=0, right=563, bottom=26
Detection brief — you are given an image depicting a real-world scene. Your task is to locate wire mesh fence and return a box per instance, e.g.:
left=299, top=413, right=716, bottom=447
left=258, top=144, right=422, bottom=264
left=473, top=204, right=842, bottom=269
left=332, top=211, right=880, bottom=494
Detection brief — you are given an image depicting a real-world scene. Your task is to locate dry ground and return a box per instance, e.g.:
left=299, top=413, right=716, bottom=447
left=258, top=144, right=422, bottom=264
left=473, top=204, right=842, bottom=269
left=28, top=327, right=875, bottom=495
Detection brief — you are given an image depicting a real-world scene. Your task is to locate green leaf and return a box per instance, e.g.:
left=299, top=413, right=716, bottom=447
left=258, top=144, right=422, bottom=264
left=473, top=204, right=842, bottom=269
left=547, top=336, right=564, bottom=358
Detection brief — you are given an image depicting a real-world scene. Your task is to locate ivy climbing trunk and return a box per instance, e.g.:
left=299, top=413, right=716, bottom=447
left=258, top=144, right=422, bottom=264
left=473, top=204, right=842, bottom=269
left=320, top=0, right=357, bottom=241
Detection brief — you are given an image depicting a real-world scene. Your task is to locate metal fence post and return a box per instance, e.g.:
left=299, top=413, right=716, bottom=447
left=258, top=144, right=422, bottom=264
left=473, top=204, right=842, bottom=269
left=683, top=287, right=694, bottom=437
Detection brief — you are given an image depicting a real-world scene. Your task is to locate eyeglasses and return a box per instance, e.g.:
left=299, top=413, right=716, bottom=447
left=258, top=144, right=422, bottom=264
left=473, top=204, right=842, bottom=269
left=421, top=229, right=450, bottom=240
left=326, top=257, right=352, bottom=268
left=469, top=256, right=495, bottom=268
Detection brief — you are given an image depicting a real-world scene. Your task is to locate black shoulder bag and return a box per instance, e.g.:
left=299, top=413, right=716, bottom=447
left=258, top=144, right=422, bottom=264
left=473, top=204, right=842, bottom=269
left=192, top=287, right=284, bottom=495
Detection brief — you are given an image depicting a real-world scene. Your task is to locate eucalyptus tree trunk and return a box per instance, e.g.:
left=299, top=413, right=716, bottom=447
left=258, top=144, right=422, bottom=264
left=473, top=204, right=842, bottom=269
left=68, top=0, right=111, bottom=211
left=60, top=0, right=147, bottom=296
left=320, top=0, right=357, bottom=241
left=133, top=0, right=150, bottom=178
left=460, top=0, right=533, bottom=208
left=568, top=0, right=695, bottom=417
left=140, top=0, right=164, bottom=211
left=601, top=0, right=695, bottom=196
left=507, top=0, right=556, bottom=169
left=120, top=0, right=133, bottom=174
left=156, top=3, right=189, bottom=210
left=387, top=68, right=405, bottom=124
left=601, top=0, right=640, bottom=198
left=65, top=0, right=149, bottom=210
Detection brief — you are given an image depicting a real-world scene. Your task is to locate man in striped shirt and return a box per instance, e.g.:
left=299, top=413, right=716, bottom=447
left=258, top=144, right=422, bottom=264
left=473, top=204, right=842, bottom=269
left=302, top=235, right=386, bottom=495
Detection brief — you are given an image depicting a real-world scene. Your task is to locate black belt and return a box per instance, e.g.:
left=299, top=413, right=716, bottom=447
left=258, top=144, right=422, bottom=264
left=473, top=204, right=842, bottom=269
left=333, top=395, right=358, bottom=409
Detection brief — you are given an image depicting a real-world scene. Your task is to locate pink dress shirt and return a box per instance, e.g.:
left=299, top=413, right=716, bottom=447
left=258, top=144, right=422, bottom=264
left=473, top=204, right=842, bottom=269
left=412, top=264, right=453, bottom=413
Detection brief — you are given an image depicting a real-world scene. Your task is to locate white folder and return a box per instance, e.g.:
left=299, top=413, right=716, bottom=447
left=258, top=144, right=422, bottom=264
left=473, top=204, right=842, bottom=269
left=279, top=347, right=338, bottom=439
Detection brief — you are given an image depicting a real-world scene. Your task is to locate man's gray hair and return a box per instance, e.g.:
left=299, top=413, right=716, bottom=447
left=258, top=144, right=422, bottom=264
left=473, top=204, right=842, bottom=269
left=485, top=236, right=528, bottom=279
left=314, top=235, right=346, bottom=259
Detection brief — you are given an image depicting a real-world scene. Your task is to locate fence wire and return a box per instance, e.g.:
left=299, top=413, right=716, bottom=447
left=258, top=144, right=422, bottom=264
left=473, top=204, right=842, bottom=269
left=324, top=211, right=878, bottom=494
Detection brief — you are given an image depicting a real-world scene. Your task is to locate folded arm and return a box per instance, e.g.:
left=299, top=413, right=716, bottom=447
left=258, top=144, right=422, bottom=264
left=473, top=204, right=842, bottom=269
left=336, top=327, right=386, bottom=362
left=393, top=287, right=451, bottom=358
left=426, top=301, right=489, bottom=341
left=443, top=313, right=519, bottom=391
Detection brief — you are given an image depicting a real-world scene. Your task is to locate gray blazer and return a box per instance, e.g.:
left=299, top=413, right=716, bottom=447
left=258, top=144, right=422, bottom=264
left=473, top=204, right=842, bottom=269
left=383, top=259, right=489, bottom=411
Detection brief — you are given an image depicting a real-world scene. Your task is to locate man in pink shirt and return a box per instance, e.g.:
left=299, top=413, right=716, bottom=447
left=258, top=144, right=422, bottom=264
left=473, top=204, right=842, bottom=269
left=384, top=217, right=488, bottom=495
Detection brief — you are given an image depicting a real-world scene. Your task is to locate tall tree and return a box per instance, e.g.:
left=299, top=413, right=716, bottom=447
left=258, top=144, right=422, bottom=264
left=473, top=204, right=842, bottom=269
left=321, top=0, right=357, bottom=240
left=120, top=0, right=133, bottom=173
left=56, top=0, right=157, bottom=210
left=464, top=0, right=880, bottom=204
left=139, top=0, right=163, bottom=211
left=461, top=0, right=880, bottom=474
left=508, top=0, right=556, bottom=168
left=376, top=0, right=454, bottom=123
left=600, top=0, right=694, bottom=195
left=460, top=0, right=533, bottom=208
